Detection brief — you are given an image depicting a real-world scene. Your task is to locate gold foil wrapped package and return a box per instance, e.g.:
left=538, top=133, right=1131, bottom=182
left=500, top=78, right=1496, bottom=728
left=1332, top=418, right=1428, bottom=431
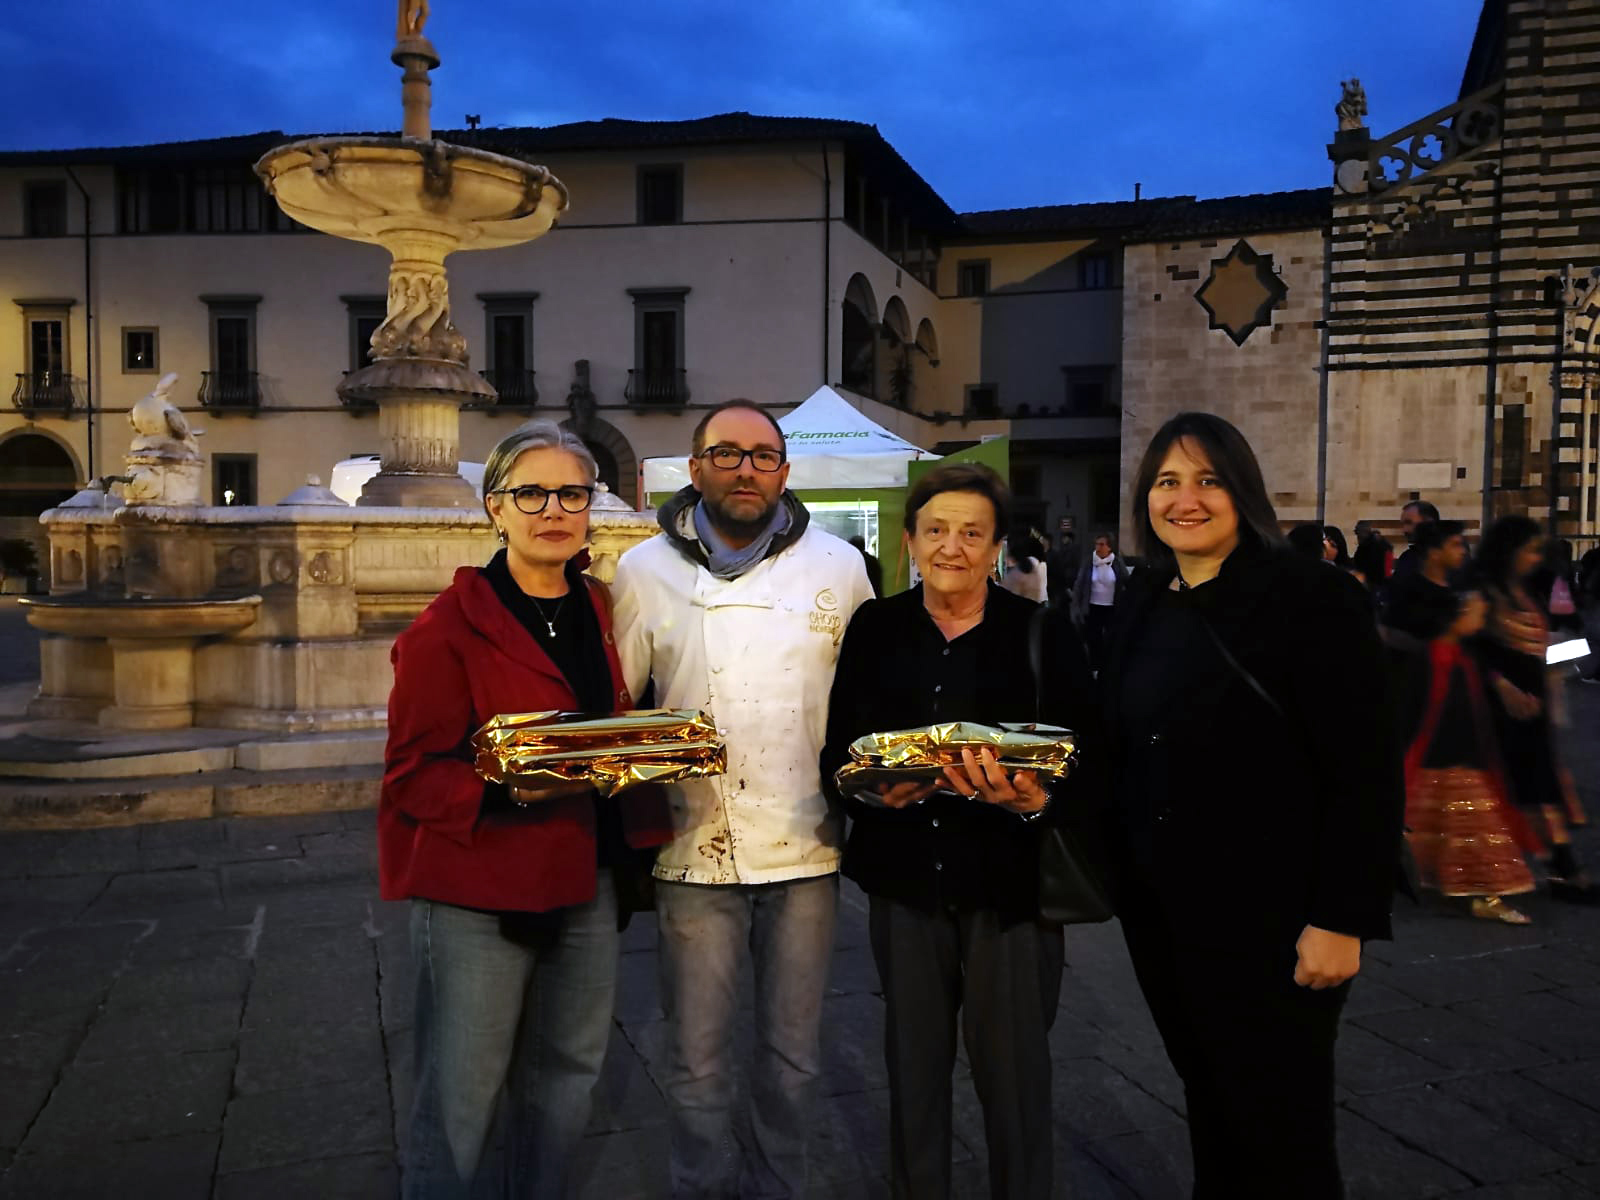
left=474, top=709, right=726, bottom=799
left=835, top=722, right=1077, bottom=805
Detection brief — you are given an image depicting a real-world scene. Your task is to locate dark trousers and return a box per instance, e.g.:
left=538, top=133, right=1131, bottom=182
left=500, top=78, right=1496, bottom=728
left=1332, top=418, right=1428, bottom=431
left=1119, top=895, right=1349, bottom=1200
left=868, top=896, right=1064, bottom=1200
left=1084, top=603, right=1114, bottom=673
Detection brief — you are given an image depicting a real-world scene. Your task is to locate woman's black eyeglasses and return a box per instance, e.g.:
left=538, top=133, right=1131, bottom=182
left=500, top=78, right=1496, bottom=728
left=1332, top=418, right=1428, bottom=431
left=488, top=484, right=596, bottom=515
left=699, top=445, right=786, bottom=473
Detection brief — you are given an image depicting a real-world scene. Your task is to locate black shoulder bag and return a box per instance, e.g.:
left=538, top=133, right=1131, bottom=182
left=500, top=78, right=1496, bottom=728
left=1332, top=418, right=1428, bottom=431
left=1030, top=607, right=1116, bottom=925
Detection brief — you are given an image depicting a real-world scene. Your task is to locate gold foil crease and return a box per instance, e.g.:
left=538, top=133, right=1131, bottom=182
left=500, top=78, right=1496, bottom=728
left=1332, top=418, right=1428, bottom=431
left=473, top=709, right=726, bottom=800
left=834, top=722, right=1077, bottom=803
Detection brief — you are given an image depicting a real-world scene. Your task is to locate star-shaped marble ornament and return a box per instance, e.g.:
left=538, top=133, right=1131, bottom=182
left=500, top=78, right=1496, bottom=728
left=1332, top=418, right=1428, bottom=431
left=1194, top=239, right=1288, bottom=347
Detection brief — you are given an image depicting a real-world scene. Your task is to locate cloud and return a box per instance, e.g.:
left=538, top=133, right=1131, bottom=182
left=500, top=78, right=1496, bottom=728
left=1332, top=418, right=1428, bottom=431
left=1, top=0, right=1479, bottom=210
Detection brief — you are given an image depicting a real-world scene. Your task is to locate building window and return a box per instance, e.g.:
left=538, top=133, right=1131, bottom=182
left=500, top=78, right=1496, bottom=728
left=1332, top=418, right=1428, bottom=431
left=1062, top=365, right=1116, bottom=414
left=478, top=292, right=538, bottom=406
left=24, top=181, right=68, bottom=238
left=14, top=302, right=75, bottom=412
left=1080, top=252, right=1112, bottom=289
left=956, top=260, right=990, bottom=298
left=341, top=295, right=385, bottom=372
left=28, top=317, right=66, bottom=382
left=189, top=166, right=264, bottom=233
left=627, top=288, right=690, bottom=406
left=118, top=168, right=303, bottom=234
left=213, top=454, right=257, bottom=507
left=637, top=165, right=683, bottom=225
left=200, top=295, right=261, bottom=409
left=965, top=384, right=999, bottom=418
left=122, top=327, right=160, bottom=374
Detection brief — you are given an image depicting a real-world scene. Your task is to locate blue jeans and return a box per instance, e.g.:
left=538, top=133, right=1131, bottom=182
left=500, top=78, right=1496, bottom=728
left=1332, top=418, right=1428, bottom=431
left=404, top=881, right=617, bottom=1199
left=656, top=874, right=839, bottom=1200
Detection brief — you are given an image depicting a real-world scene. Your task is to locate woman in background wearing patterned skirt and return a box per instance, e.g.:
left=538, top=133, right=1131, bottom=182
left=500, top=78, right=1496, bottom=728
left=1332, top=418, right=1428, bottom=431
left=1401, top=589, right=1541, bottom=923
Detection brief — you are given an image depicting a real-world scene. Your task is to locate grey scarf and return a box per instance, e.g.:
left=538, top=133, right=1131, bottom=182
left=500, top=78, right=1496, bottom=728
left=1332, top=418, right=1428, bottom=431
left=693, top=499, right=792, bottom=580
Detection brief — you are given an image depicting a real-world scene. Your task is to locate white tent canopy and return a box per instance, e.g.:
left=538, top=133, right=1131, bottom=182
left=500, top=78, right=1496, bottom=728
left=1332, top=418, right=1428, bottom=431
left=640, top=386, right=931, bottom=495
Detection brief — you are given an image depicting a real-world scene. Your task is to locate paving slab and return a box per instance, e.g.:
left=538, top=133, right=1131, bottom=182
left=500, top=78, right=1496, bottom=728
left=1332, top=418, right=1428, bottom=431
left=214, top=1152, right=398, bottom=1200
left=233, top=1014, right=389, bottom=1097
left=75, top=997, right=244, bottom=1059
left=217, top=1078, right=392, bottom=1174
left=1351, top=1005, right=1555, bottom=1072
left=1335, top=1107, right=1473, bottom=1198
left=0, top=1131, right=217, bottom=1200
left=24, top=1050, right=234, bottom=1149
left=1347, top=1087, right=1572, bottom=1185
left=1439, top=1071, right=1600, bottom=1165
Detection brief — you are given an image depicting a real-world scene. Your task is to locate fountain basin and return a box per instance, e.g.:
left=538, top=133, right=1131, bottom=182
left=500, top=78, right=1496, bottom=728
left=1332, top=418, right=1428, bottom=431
left=22, top=596, right=263, bottom=731
left=255, top=138, right=568, bottom=251
left=21, top=595, right=263, bottom=640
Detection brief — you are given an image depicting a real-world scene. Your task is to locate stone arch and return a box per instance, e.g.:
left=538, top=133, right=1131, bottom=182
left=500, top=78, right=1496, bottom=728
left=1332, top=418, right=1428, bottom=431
left=879, top=298, right=915, bottom=409
left=881, top=296, right=911, bottom=345
left=0, top=430, right=80, bottom=518
left=914, top=317, right=940, bottom=366
left=841, top=273, right=879, bottom=397
left=0, top=431, right=80, bottom=587
left=561, top=415, right=638, bottom=507
left=843, top=273, right=878, bottom=323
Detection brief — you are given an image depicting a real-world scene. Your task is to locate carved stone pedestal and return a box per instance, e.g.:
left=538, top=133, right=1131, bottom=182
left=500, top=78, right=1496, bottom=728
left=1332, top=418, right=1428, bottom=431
left=340, top=358, right=492, bottom=508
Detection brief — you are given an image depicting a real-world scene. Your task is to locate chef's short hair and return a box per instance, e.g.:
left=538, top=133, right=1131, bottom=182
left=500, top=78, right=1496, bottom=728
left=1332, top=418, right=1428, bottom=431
left=903, top=463, right=1010, bottom=543
left=482, top=420, right=598, bottom=498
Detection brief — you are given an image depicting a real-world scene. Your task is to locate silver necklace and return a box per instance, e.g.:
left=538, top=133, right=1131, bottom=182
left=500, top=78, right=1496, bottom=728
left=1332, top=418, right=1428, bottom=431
left=527, top=592, right=567, bottom=638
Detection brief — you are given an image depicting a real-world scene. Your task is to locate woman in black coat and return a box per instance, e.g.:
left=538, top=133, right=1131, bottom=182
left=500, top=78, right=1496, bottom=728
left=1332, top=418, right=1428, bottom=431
left=821, top=463, right=1099, bottom=1200
left=1101, top=413, right=1402, bottom=1200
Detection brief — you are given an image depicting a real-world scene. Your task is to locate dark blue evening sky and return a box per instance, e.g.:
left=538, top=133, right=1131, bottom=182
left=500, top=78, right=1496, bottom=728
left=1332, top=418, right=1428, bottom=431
left=3, top=0, right=1480, bottom=212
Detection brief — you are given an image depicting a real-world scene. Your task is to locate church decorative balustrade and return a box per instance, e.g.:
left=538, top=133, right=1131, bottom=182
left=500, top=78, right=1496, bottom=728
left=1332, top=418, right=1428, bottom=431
left=1367, top=82, right=1504, bottom=195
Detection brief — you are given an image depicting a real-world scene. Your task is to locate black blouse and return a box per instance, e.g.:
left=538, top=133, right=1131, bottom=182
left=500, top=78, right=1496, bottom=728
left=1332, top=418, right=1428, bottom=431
left=821, top=581, right=1100, bottom=925
left=481, top=549, right=625, bottom=869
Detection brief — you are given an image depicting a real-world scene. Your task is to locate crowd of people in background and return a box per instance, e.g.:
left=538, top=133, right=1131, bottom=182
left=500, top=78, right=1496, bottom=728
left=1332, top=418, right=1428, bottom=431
left=1000, top=490, right=1599, bottom=934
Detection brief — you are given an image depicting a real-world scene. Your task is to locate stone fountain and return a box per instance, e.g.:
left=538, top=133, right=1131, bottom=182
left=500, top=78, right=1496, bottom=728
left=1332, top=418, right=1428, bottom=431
left=15, top=3, right=657, bottom=751
left=254, top=0, right=568, bottom=506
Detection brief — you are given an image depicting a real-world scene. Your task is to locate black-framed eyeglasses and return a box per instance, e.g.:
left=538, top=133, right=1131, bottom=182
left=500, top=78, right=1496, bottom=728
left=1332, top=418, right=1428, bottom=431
left=699, top=445, right=786, bottom=473
left=488, top=484, right=596, bottom=515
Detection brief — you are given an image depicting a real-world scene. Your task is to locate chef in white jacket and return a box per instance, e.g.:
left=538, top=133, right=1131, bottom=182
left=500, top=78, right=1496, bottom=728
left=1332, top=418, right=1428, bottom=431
left=612, top=399, right=873, bottom=1199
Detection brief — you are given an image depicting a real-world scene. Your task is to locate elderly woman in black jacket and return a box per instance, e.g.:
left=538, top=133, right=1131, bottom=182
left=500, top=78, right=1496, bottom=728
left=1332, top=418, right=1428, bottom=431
left=822, top=463, right=1098, bottom=1200
left=1102, top=413, right=1402, bottom=1200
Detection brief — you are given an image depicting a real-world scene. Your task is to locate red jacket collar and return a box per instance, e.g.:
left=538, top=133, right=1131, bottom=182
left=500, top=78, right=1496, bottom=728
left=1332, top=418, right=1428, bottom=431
left=443, top=564, right=630, bottom=709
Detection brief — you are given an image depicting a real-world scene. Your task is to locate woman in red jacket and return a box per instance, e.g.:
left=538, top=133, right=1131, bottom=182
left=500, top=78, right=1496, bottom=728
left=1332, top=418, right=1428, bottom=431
left=381, top=419, right=671, bottom=1199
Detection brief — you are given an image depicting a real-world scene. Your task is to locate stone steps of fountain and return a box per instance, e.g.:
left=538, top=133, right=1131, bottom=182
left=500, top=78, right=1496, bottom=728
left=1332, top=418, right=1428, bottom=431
left=0, top=762, right=380, bottom=831
left=0, top=725, right=386, bottom=779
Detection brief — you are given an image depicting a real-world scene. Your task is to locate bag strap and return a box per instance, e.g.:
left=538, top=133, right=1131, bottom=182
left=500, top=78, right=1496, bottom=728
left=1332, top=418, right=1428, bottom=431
left=1028, top=604, right=1047, bottom=722
left=1197, top=616, right=1285, bottom=722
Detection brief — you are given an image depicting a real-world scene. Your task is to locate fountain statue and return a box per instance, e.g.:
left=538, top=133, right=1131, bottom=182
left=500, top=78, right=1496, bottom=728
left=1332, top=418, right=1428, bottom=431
left=15, top=3, right=660, bottom=746
left=254, top=0, right=568, bottom=507
left=123, top=372, right=204, bottom=506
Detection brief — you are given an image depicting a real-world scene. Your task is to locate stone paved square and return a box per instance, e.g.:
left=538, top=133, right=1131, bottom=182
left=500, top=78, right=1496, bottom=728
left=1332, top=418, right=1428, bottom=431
left=0, top=688, right=1596, bottom=1197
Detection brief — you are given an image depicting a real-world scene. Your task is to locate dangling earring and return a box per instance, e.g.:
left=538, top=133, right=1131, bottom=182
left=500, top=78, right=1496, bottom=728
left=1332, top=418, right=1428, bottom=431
left=496, top=527, right=508, bottom=545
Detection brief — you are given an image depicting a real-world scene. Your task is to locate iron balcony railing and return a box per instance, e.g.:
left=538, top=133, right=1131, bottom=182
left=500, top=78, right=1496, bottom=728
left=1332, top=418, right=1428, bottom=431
left=11, top=373, right=80, bottom=416
left=477, top=369, right=539, bottom=408
left=625, top=368, right=689, bottom=408
left=198, top=370, right=261, bottom=411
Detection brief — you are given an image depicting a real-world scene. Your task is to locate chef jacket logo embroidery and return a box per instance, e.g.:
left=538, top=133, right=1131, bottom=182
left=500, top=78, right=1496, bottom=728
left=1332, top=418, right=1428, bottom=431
left=809, top=588, right=842, bottom=636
